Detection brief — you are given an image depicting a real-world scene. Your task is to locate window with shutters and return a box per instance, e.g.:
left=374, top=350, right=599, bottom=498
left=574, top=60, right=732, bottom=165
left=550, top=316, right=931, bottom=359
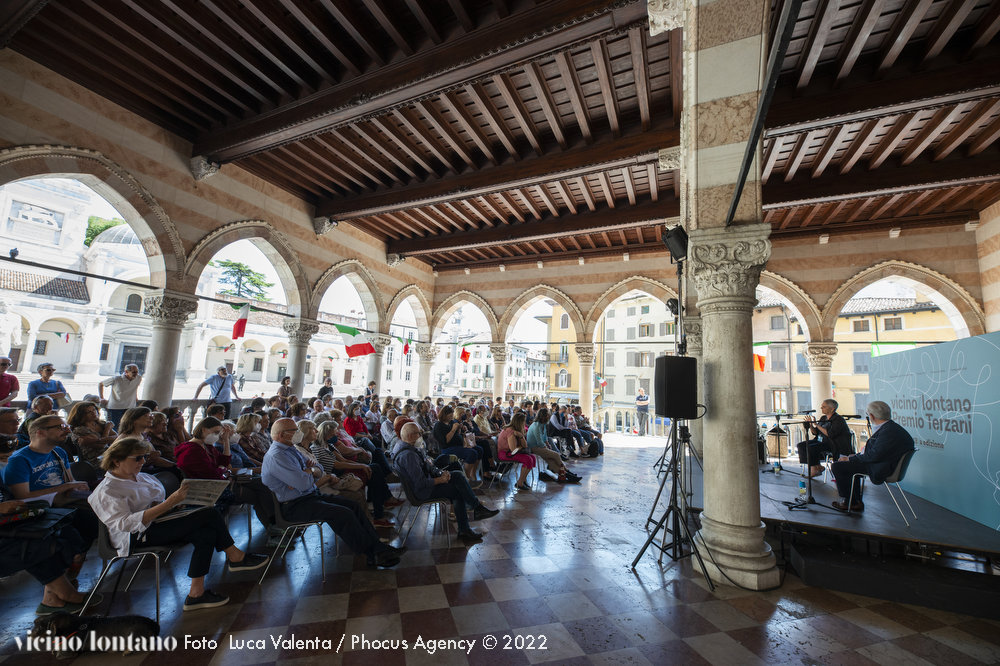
left=626, top=378, right=636, bottom=395
left=385, top=369, right=393, bottom=381
left=639, top=378, right=650, bottom=393
left=770, top=346, right=787, bottom=371
left=639, top=352, right=654, bottom=367
left=607, top=309, right=615, bottom=318
left=796, top=390, right=812, bottom=412
left=627, top=306, right=636, bottom=316
left=770, top=315, right=784, bottom=330
left=385, top=346, right=393, bottom=364
left=560, top=313, right=569, bottom=329
left=796, top=353, right=809, bottom=374
left=853, top=319, right=870, bottom=332
left=125, top=294, right=142, bottom=313
left=639, top=324, right=652, bottom=337
left=641, top=305, right=650, bottom=314
left=605, top=351, right=614, bottom=367
left=343, top=369, right=352, bottom=384
left=627, top=327, right=636, bottom=340
left=605, top=378, right=614, bottom=393
left=99, top=343, right=109, bottom=361
left=253, top=357, right=263, bottom=372
left=606, top=329, right=615, bottom=342
left=884, top=316, right=902, bottom=331
left=853, top=351, right=871, bottom=374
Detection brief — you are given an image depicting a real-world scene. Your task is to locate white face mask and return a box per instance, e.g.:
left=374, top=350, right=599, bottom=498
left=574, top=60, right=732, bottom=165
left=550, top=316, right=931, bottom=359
left=230, top=434, right=241, bottom=445
left=253, top=423, right=261, bottom=433
left=203, top=432, right=220, bottom=445
left=416, top=436, right=426, bottom=450
left=291, top=430, right=304, bottom=445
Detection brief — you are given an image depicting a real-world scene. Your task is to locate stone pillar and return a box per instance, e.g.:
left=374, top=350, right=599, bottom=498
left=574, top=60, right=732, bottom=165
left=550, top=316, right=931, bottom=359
left=231, top=340, right=243, bottom=378
left=682, top=316, right=703, bottom=457
left=73, top=314, right=107, bottom=379
left=184, top=326, right=210, bottom=381
left=283, top=319, right=320, bottom=399
left=21, top=329, right=37, bottom=374
left=367, top=334, right=393, bottom=387
left=489, top=343, right=508, bottom=401
left=804, top=343, right=838, bottom=408
left=144, top=290, right=198, bottom=408
left=415, top=343, right=439, bottom=398
left=314, top=351, right=326, bottom=386
left=689, top=224, right=779, bottom=590
left=575, top=343, right=595, bottom=416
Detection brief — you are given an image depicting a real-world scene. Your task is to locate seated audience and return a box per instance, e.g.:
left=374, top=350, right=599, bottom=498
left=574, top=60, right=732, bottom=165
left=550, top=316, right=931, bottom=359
left=572, top=406, right=604, bottom=455
left=497, top=412, right=535, bottom=491
left=433, top=405, right=482, bottom=486
left=831, top=401, right=914, bottom=512
left=68, top=400, right=117, bottom=467
left=117, top=407, right=177, bottom=472
left=526, top=408, right=581, bottom=483
left=394, top=423, right=499, bottom=542
left=89, top=437, right=269, bottom=611
left=17, top=395, right=54, bottom=448
left=236, top=413, right=270, bottom=461
left=262, top=418, right=405, bottom=567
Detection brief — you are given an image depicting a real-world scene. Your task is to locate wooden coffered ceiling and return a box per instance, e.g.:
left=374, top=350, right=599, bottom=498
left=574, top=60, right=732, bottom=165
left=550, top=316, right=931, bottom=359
left=3, top=0, right=1000, bottom=270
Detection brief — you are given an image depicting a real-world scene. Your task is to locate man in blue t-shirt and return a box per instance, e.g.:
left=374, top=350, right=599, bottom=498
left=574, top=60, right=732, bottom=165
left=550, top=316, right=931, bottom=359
left=194, top=366, right=240, bottom=420
left=635, top=388, right=650, bottom=436
left=26, top=363, right=68, bottom=404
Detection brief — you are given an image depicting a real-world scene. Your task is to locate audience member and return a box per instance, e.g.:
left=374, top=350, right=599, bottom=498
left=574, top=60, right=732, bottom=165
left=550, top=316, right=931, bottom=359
left=98, top=364, right=142, bottom=429
left=0, top=356, right=19, bottom=407
left=27, top=363, right=69, bottom=405
left=194, top=366, right=239, bottom=420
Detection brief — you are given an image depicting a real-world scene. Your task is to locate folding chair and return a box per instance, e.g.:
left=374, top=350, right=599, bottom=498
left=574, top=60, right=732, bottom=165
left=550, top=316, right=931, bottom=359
left=849, top=449, right=918, bottom=526
left=393, top=464, right=451, bottom=548
left=257, top=491, right=326, bottom=584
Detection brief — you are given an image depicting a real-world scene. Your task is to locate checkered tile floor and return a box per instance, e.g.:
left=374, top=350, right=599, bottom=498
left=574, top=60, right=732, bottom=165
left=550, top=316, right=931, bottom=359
left=2, top=438, right=999, bottom=665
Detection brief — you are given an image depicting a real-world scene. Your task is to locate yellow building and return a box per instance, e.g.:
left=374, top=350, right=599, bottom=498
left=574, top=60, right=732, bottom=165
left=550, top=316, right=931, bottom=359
left=538, top=301, right=580, bottom=404
left=754, top=292, right=958, bottom=417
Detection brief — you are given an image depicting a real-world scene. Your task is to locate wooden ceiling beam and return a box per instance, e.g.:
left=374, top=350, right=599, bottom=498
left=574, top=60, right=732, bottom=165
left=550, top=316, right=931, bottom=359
left=317, top=123, right=676, bottom=218
left=350, top=123, right=418, bottom=179
left=835, top=0, right=884, bottom=82
left=762, top=136, right=785, bottom=182
left=933, top=99, right=1000, bottom=160
left=464, top=82, right=521, bottom=160
left=597, top=171, right=616, bottom=208
left=967, top=0, right=1000, bottom=54
left=796, top=0, right=840, bottom=90
left=553, top=180, right=578, bottom=214
left=782, top=131, right=813, bottom=182
left=304, top=137, right=372, bottom=189
left=878, top=0, right=933, bottom=71
left=923, top=0, right=976, bottom=63
left=414, top=100, right=478, bottom=169
left=669, top=28, right=682, bottom=124
left=516, top=190, right=543, bottom=220
left=194, top=0, right=646, bottom=161
left=371, top=116, right=438, bottom=175
left=646, top=164, right=659, bottom=202
left=392, top=107, right=460, bottom=173
left=315, top=0, right=385, bottom=66
left=461, top=198, right=495, bottom=227
left=438, top=91, right=499, bottom=165
left=314, top=133, right=389, bottom=188
left=764, top=149, right=1000, bottom=208
left=867, top=113, right=919, bottom=170
left=900, top=104, right=966, bottom=165
left=555, top=50, right=594, bottom=144
left=969, top=113, right=1000, bottom=155
left=838, top=118, right=882, bottom=174
left=590, top=40, right=621, bottom=138
left=524, top=61, right=568, bottom=149
left=621, top=167, right=638, bottom=205
left=811, top=125, right=851, bottom=178
left=361, top=0, right=413, bottom=56
left=629, top=26, right=651, bottom=131
left=577, top=176, right=598, bottom=211
left=0, top=0, right=49, bottom=48
left=945, top=182, right=994, bottom=210
left=767, top=56, right=1000, bottom=134
left=493, top=72, right=542, bottom=155
left=869, top=193, right=906, bottom=219
left=240, top=0, right=338, bottom=83
left=403, top=0, right=443, bottom=44
left=388, top=197, right=679, bottom=255
left=770, top=210, right=977, bottom=240
left=495, top=192, right=527, bottom=222
left=446, top=0, right=476, bottom=33
left=337, top=127, right=405, bottom=184
left=535, top=184, right=562, bottom=217
left=431, top=239, right=668, bottom=271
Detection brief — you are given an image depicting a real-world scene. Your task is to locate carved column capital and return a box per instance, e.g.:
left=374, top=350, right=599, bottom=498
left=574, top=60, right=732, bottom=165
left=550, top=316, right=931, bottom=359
left=804, top=343, right=839, bottom=369
left=647, top=0, right=684, bottom=34
left=658, top=146, right=681, bottom=171
left=370, top=334, right=393, bottom=353
left=144, top=291, right=198, bottom=328
left=313, top=216, right=338, bottom=236
left=575, top=343, right=596, bottom=365
left=689, top=224, right=771, bottom=312
left=683, top=316, right=703, bottom=355
left=414, top=343, right=439, bottom=362
left=386, top=253, right=405, bottom=267
left=489, top=343, right=509, bottom=363
left=282, top=319, right=320, bottom=346
left=190, top=156, right=220, bottom=181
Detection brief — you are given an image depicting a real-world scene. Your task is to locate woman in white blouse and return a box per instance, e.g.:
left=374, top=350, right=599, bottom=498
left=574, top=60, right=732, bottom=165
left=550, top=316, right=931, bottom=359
left=88, top=437, right=270, bottom=612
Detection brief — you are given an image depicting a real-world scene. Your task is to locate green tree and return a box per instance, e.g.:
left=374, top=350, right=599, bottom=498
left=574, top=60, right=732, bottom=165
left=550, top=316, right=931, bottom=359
left=210, top=259, right=274, bottom=302
left=84, top=215, right=125, bottom=246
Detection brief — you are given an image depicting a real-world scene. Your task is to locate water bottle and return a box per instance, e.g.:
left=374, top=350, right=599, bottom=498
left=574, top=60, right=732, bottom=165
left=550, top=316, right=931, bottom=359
left=799, top=480, right=806, bottom=496
left=773, top=461, right=780, bottom=474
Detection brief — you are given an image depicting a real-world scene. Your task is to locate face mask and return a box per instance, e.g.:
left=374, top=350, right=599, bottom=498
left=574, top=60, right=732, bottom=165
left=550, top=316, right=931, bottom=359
left=230, top=434, right=241, bottom=445
left=416, top=436, right=426, bottom=450
left=253, top=423, right=261, bottom=433
left=204, top=433, right=220, bottom=445
left=291, top=430, right=304, bottom=445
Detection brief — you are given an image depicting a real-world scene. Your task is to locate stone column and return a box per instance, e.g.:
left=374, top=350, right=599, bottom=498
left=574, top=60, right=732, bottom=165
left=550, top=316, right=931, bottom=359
left=144, top=290, right=198, bottom=408
left=367, top=334, right=393, bottom=388
left=283, top=319, right=320, bottom=399
left=489, top=343, right=508, bottom=401
left=689, top=223, right=779, bottom=590
left=682, top=316, right=704, bottom=457
left=415, top=343, right=439, bottom=398
left=73, top=314, right=107, bottom=379
left=21, top=329, right=37, bottom=374
left=575, top=343, right=595, bottom=416
left=314, top=351, right=326, bottom=386
left=805, top=343, right=838, bottom=408
left=184, top=326, right=210, bottom=381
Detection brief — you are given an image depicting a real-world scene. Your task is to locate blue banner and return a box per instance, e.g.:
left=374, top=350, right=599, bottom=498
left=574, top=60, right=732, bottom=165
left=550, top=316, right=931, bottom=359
left=870, top=331, right=1000, bottom=530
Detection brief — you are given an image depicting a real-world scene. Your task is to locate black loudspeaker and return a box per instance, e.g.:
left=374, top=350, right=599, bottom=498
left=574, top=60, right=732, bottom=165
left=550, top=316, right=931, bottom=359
left=662, top=226, right=688, bottom=261
left=654, top=355, right=697, bottom=418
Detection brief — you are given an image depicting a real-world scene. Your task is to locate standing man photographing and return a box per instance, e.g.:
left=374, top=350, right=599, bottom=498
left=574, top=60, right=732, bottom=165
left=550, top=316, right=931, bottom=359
left=99, top=364, right=142, bottom=429
left=194, top=366, right=240, bottom=420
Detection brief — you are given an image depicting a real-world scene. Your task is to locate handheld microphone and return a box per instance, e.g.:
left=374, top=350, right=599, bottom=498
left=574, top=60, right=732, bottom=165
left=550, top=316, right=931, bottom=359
left=800, top=409, right=816, bottom=414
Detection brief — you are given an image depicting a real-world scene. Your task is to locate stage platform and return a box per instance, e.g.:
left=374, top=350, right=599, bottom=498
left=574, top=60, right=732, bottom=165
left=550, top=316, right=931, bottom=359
left=679, top=456, right=1000, bottom=558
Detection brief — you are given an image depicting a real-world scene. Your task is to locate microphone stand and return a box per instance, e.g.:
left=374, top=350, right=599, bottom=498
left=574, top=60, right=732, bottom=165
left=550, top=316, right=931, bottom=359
left=784, top=411, right=835, bottom=512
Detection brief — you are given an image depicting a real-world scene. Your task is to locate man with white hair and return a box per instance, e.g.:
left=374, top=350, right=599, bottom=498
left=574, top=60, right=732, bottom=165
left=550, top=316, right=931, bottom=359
left=99, top=364, right=142, bottom=429
left=831, top=401, right=914, bottom=512
left=194, top=366, right=240, bottom=420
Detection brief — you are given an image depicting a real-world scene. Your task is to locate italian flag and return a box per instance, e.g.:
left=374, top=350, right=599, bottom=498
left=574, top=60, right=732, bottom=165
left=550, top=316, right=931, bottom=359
left=232, top=303, right=250, bottom=340
left=335, top=324, right=376, bottom=357
left=596, top=374, right=608, bottom=387
left=753, top=342, right=768, bottom=372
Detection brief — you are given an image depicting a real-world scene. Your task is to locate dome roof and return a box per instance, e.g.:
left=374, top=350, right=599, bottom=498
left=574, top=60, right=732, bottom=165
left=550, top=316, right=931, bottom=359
left=93, top=223, right=141, bottom=247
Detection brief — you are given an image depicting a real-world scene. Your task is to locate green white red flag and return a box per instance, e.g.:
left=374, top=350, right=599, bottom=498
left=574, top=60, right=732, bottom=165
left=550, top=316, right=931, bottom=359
left=232, top=303, right=250, bottom=340
left=335, top=324, right=376, bottom=357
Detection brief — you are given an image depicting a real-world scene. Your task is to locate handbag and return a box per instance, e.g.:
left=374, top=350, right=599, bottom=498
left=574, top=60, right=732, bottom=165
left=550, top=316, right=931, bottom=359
left=463, top=433, right=477, bottom=448
left=0, top=507, right=75, bottom=539
left=333, top=473, right=364, bottom=493
left=206, top=380, right=226, bottom=406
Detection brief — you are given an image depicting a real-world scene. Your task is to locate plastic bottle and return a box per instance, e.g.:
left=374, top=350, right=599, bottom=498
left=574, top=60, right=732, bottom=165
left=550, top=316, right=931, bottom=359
left=798, top=480, right=806, bottom=495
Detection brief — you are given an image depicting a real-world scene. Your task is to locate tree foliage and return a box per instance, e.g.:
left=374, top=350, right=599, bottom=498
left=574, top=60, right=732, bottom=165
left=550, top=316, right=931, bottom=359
left=210, top=259, right=275, bottom=302
left=84, top=215, right=125, bottom=246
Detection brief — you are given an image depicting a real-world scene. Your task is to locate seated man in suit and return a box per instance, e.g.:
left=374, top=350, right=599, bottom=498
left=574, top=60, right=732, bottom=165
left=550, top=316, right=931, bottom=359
left=796, top=399, right=852, bottom=478
left=831, top=401, right=914, bottom=512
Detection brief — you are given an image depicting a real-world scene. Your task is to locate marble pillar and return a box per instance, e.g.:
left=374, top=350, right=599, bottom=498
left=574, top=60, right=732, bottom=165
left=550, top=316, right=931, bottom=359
left=805, top=343, right=838, bottom=408
left=489, top=343, right=508, bottom=401
left=415, top=343, right=439, bottom=398
left=576, top=343, right=595, bottom=416
left=689, top=223, right=780, bottom=590
left=144, top=290, right=198, bottom=408
left=21, top=329, right=36, bottom=374
left=367, top=334, right=393, bottom=388
left=682, top=316, right=703, bottom=457
left=283, top=319, right=320, bottom=399
left=73, top=313, right=107, bottom=379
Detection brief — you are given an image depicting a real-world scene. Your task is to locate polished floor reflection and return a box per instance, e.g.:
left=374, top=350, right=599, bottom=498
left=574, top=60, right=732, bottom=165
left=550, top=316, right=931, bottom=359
left=2, top=436, right=999, bottom=665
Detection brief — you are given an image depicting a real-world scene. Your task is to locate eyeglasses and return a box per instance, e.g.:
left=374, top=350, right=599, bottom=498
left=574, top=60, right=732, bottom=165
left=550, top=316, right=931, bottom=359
left=131, top=455, right=150, bottom=462
left=43, top=424, right=69, bottom=430
left=0, top=363, right=10, bottom=367
left=42, top=368, right=55, bottom=373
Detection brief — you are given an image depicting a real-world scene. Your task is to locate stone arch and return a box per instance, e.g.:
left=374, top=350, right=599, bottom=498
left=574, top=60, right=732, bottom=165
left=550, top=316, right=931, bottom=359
left=184, top=220, right=309, bottom=317
left=311, top=259, right=386, bottom=332
left=499, top=285, right=585, bottom=342
left=759, top=271, right=822, bottom=342
left=430, top=290, right=499, bottom=341
left=385, top=285, right=432, bottom=341
left=820, top=260, right=986, bottom=340
left=0, top=144, right=184, bottom=287
left=584, top=276, right=677, bottom=340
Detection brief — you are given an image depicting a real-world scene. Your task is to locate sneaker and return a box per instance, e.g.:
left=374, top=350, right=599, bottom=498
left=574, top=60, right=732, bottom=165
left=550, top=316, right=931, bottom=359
left=473, top=506, right=500, bottom=521
left=369, top=551, right=401, bottom=568
left=515, top=483, right=531, bottom=492
left=227, top=553, right=270, bottom=572
left=384, top=544, right=408, bottom=557
left=457, top=530, right=484, bottom=542
left=568, top=451, right=579, bottom=458
left=183, top=590, right=230, bottom=611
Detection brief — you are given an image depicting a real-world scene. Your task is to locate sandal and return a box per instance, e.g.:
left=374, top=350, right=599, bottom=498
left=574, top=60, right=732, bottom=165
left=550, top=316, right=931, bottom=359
left=515, top=483, right=532, bottom=492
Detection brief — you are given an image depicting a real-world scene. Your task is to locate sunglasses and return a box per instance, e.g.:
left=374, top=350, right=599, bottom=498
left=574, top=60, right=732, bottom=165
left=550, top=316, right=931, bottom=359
left=0, top=362, right=10, bottom=367
left=131, top=454, right=150, bottom=462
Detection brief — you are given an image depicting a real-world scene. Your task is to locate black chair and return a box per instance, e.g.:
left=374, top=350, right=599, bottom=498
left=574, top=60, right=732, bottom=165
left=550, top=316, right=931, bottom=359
left=848, top=449, right=918, bottom=526
left=256, top=490, right=326, bottom=585
left=69, top=460, right=99, bottom=489
left=392, top=463, right=451, bottom=548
